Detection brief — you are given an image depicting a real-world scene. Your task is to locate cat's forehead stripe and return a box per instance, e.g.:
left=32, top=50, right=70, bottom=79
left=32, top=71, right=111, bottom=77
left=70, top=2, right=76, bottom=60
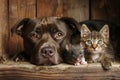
left=90, top=31, right=101, bottom=40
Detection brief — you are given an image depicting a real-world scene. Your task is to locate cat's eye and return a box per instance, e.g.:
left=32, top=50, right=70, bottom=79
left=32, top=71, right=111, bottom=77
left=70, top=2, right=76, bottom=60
left=98, top=40, right=103, bottom=44
left=86, top=40, right=92, bottom=45
left=54, top=32, right=64, bottom=40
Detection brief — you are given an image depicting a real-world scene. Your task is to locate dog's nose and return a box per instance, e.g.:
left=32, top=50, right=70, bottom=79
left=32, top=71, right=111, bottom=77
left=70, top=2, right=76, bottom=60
left=41, top=47, right=55, bottom=57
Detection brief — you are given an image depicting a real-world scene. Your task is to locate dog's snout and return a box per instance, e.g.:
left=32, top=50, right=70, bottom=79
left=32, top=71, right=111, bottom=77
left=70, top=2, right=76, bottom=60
left=41, top=47, right=55, bottom=57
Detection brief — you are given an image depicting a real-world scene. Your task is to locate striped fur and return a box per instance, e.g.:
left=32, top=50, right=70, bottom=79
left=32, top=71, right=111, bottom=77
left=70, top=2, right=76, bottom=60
left=81, top=24, right=114, bottom=71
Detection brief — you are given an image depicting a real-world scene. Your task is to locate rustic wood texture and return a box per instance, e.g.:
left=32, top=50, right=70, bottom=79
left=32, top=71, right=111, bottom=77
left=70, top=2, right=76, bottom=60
left=0, top=0, right=119, bottom=80
left=0, top=62, right=120, bottom=80
left=0, top=0, right=8, bottom=59
left=63, top=0, right=89, bottom=22
left=91, top=0, right=120, bottom=25
left=8, top=0, right=36, bottom=56
left=37, top=0, right=63, bottom=17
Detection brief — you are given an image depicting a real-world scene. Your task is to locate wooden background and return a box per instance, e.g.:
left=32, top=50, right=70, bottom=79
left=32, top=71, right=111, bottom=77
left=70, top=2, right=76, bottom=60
left=0, top=0, right=120, bottom=57
left=0, top=0, right=120, bottom=80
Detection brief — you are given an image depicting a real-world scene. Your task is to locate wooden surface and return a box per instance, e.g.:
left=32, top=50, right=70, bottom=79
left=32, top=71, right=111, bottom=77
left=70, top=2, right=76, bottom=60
left=0, top=0, right=8, bottom=58
left=0, top=62, right=120, bottom=80
left=8, top=0, right=36, bottom=56
left=91, top=0, right=120, bottom=25
left=37, top=0, right=63, bottom=17
left=63, top=0, right=89, bottom=22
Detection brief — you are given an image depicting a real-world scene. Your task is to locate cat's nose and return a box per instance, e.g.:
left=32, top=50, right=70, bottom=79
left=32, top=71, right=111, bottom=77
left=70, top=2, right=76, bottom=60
left=93, top=47, right=97, bottom=50
left=92, top=44, right=97, bottom=50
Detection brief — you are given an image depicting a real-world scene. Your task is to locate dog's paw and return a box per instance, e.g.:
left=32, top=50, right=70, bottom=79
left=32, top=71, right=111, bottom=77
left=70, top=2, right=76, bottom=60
left=14, top=56, right=25, bottom=62
left=12, top=51, right=28, bottom=62
left=13, top=54, right=26, bottom=62
left=0, top=55, right=7, bottom=63
left=101, top=61, right=112, bottom=71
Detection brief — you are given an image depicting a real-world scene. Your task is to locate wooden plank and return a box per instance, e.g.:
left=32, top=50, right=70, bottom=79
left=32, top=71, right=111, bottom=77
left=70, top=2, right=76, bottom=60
left=63, top=0, right=89, bottom=22
left=91, top=0, right=107, bottom=20
left=37, top=0, right=63, bottom=17
left=0, top=0, right=8, bottom=62
left=8, top=0, right=36, bottom=56
left=0, top=62, right=120, bottom=80
left=91, top=0, right=120, bottom=25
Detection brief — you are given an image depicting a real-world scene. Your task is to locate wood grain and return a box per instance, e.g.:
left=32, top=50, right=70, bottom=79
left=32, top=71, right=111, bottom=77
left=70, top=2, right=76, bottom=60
left=63, top=0, right=89, bottom=22
left=8, top=0, right=36, bottom=56
left=91, top=0, right=120, bottom=25
left=0, top=62, right=120, bottom=80
left=0, top=0, right=8, bottom=60
left=37, top=0, right=63, bottom=17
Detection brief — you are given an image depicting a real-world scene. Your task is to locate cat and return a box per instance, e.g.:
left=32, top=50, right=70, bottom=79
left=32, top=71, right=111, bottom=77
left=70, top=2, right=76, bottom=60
left=79, top=20, right=120, bottom=61
left=80, top=24, right=114, bottom=71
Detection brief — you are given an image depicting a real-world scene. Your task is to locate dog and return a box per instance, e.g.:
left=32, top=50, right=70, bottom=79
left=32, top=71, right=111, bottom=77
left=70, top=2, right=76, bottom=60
left=60, top=18, right=87, bottom=66
left=11, top=17, right=80, bottom=65
left=62, top=32, right=87, bottom=66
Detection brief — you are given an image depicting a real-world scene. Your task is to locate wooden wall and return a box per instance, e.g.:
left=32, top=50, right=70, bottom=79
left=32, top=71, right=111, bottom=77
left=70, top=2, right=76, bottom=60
left=0, top=0, right=8, bottom=58
left=0, top=0, right=120, bottom=56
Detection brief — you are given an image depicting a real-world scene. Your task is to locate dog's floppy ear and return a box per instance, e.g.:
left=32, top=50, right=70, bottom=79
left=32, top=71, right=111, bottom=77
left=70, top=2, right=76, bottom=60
left=59, top=17, right=81, bottom=31
left=11, top=18, right=31, bottom=36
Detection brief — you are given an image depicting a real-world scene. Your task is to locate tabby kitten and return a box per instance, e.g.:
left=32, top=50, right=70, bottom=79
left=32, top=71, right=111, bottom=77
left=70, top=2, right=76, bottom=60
left=81, top=24, right=114, bottom=71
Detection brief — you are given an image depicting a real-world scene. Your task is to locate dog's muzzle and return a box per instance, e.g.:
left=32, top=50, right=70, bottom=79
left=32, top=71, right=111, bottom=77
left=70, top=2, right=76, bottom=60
left=41, top=46, right=55, bottom=58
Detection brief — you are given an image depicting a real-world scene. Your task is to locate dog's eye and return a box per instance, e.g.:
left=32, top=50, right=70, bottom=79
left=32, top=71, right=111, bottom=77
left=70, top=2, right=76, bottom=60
left=54, top=32, right=64, bottom=39
left=29, top=32, right=40, bottom=40
left=36, top=28, right=41, bottom=33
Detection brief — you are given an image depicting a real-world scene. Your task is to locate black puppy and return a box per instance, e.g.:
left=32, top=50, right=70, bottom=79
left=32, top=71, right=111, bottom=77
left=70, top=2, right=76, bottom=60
left=11, top=17, right=80, bottom=65
left=61, top=18, right=87, bottom=65
left=63, top=33, right=87, bottom=66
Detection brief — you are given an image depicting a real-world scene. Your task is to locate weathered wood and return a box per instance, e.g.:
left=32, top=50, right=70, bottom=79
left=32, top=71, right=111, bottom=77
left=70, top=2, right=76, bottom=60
left=0, top=1, right=120, bottom=80
left=63, top=0, right=89, bottom=22
left=0, top=0, right=8, bottom=61
left=0, top=62, right=120, bottom=80
left=37, top=0, right=63, bottom=17
left=91, top=0, right=120, bottom=25
left=8, top=0, right=36, bottom=56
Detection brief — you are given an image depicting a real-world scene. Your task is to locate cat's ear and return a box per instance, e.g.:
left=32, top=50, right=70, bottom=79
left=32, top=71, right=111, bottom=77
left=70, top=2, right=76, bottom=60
left=99, top=24, right=109, bottom=42
left=81, top=24, right=91, bottom=38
